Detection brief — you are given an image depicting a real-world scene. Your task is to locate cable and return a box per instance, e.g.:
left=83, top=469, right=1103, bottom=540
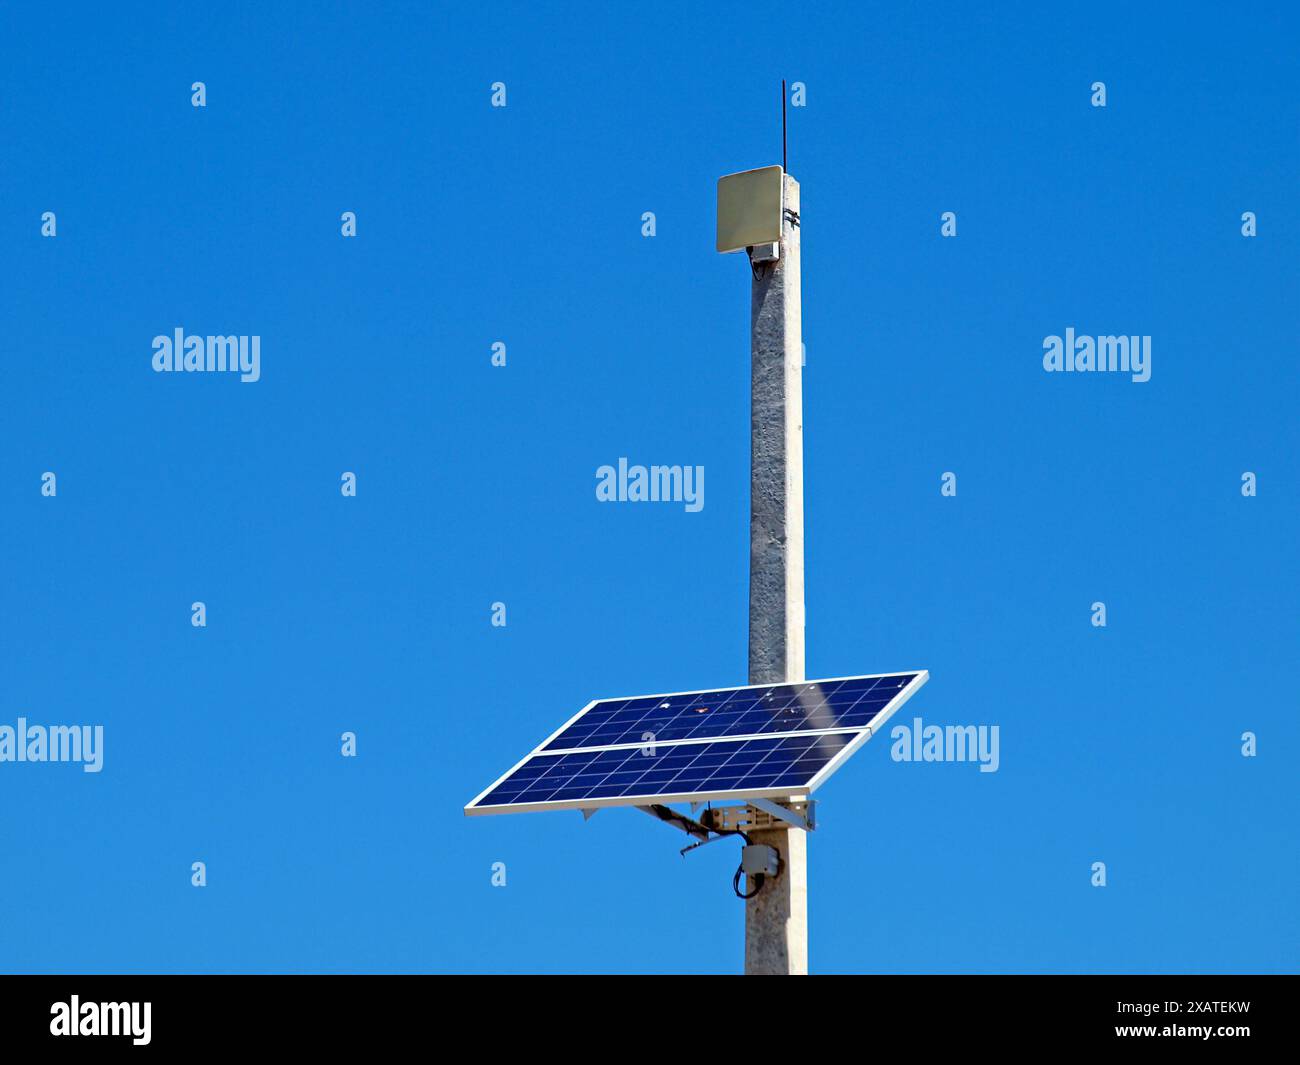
left=698, top=805, right=771, bottom=900
left=734, top=865, right=763, bottom=900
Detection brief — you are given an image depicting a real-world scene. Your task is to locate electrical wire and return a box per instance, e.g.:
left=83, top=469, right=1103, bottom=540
left=697, top=805, right=772, bottom=900
left=733, top=865, right=763, bottom=900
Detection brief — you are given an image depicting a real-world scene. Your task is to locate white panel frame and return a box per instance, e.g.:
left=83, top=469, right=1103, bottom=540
left=464, top=670, right=928, bottom=817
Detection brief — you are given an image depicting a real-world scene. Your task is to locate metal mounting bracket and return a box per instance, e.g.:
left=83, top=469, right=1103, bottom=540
left=704, top=799, right=816, bottom=833
left=635, top=804, right=712, bottom=842
left=748, top=797, right=813, bottom=831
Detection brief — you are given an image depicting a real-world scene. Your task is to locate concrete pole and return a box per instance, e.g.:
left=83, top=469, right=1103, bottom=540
left=744, top=173, right=807, bottom=975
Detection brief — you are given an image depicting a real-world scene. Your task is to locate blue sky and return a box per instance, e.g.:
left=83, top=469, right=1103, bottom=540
left=0, top=2, right=1295, bottom=973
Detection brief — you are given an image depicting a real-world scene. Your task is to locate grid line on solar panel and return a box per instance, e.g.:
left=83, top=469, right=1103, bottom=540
left=474, top=731, right=858, bottom=809
left=539, top=673, right=918, bottom=752
left=540, top=723, right=880, bottom=755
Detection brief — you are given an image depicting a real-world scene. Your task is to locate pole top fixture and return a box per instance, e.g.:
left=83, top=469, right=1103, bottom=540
left=716, top=164, right=784, bottom=254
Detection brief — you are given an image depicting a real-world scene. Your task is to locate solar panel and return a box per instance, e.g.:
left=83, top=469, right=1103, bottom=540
left=540, top=672, right=922, bottom=751
left=465, top=671, right=927, bottom=816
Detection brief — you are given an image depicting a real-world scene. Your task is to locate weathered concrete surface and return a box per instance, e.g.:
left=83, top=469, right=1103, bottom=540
left=745, top=174, right=807, bottom=975
left=748, top=174, right=804, bottom=687
left=744, top=823, right=808, bottom=975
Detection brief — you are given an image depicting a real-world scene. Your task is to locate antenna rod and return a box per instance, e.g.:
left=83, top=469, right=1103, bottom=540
left=781, top=79, right=787, bottom=172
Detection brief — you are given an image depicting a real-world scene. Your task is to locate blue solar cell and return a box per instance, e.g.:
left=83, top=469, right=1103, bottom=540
left=465, top=671, right=929, bottom=815
left=474, top=732, right=858, bottom=811
left=539, top=673, right=919, bottom=751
